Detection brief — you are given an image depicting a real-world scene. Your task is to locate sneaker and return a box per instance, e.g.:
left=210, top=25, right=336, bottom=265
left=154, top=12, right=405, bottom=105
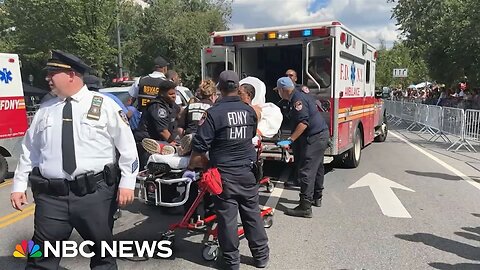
left=142, top=138, right=162, bottom=154
left=178, top=134, right=193, bottom=156
left=142, top=138, right=176, bottom=155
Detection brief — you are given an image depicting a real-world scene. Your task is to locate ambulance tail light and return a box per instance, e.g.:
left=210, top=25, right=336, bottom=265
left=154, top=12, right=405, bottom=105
left=267, top=32, right=277, bottom=39
left=278, top=32, right=289, bottom=39
left=255, top=33, right=266, bottom=41
left=289, top=30, right=303, bottom=38
left=246, top=34, right=256, bottom=42
left=332, top=21, right=342, bottom=26
left=213, top=36, right=224, bottom=45
left=313, top=27, right=329, bottom=37
left=205, top=48, right=213, bottom=54
left=233, top=35, right=243, bottom=42
left=224, top=36, right=234, bottom=44
left=340, top=32, right=346, bottom=44
left=302, top=29, right=313, bottom=37
left=8, top=58, right=15, bottom=63
left=374, top=51, right=378, bottom=60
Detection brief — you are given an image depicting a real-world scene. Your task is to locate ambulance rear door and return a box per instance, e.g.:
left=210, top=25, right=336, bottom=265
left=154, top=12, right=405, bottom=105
left=201, top=46, right=236, bottom=82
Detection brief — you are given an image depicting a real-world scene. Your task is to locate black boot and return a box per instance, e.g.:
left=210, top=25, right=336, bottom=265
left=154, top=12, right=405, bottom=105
left=313, top=192, right=323, bottom=207
left=285, top=198, right=312, bottom=218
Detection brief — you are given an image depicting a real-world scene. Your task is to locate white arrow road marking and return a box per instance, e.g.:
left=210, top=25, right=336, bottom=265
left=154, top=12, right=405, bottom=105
left=349, top=173, right=415, bottom=218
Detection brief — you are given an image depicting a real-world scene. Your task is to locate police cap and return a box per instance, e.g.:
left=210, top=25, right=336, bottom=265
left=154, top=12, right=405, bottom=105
left=154, top=56, right=170, bottom=68
left=217, top=70, right=239, bottom=90
left=84, top=74, right=103, bottom=91
left=44, top=50, right=91, bottom=74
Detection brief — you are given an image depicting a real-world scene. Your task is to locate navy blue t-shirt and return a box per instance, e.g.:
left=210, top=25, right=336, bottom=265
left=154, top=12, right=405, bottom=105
left=192, top=96, right=257, bottom=174
left=290, top=90, right=328, bottom=136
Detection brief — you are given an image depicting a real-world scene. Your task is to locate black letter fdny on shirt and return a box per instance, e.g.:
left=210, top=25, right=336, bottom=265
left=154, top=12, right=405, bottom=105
left=227, top=111, right=248, bottom=139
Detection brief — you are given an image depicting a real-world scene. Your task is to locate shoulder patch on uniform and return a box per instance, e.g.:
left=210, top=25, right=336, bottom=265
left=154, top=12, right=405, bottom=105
left=132, top=158, right=138, bottom=173
left=198, top=112, right=207, bottom=126
left=294, top=100, right=303, bottom=111
left=87, top=96, right=103, bottom=120
left=158, top=108, right=167, bottom=118
left=119, top=110, right=129, bottom=125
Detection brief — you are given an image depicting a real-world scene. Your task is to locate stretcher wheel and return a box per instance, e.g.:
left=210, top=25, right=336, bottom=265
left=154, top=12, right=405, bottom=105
left=263, top=215, right=273, bottom=228
left=266, top=182, right=275, bottom=193
left=161, top=232, right=176, bottom=250
left=202, top=244, right=219, bottom=261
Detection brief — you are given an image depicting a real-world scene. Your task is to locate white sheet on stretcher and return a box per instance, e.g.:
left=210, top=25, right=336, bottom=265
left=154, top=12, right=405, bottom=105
left=257, top=103, right=283, bottom=138
left=147, top=154, right=190, bottom=170
left=240, top=77, right=283, bottom=138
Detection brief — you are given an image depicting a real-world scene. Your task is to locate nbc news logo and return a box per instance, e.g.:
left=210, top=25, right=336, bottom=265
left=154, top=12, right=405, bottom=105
left=13, top=240, right=42, bottom=258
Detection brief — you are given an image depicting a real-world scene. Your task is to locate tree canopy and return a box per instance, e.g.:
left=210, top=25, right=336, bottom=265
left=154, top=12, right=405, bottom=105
left=0, top=0, right=231, bottom=89
left=376, top=40, right=429, bottom=88
left=389, top=0, right=480, bottom=87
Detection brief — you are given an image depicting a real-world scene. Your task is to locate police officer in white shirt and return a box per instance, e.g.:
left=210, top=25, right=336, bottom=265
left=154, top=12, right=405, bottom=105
left=128, top=56, right=168, bottom=112
left=10, top=50, right=139, bottom=270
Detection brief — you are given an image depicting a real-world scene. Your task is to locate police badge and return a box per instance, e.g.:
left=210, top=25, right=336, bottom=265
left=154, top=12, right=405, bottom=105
left=87, top=96, right=103, bottom=120
left=294, top=100, right=303, bottom=111
left=158, top=108, right=167, bottom=118
left=119, top=110, right=129, bottom=125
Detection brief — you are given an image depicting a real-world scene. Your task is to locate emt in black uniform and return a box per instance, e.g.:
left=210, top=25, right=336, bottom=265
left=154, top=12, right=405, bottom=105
left=276, top=77, right=329, bottom=218
left=184, top=71, right=269, bottom=269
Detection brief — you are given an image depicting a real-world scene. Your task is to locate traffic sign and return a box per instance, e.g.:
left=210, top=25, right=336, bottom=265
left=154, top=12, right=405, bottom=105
left=393, top=68, right=408, bottom=78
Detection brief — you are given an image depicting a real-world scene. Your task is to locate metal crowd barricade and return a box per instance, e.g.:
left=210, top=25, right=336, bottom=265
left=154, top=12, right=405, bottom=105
left=416, top=104, right=429, bottom=133
left=426, top=105, right=450, bottom=142
left=401, top=102, right=417, bottom=129
left=444, top=108, right=473, bottom=152
left=462, top=109, right=480, bottom=152
left=392, top=101, right=404, bottom=125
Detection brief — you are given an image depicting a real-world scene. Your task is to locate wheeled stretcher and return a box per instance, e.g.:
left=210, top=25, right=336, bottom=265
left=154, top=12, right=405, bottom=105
left=136, top=143, right=275, bottom=261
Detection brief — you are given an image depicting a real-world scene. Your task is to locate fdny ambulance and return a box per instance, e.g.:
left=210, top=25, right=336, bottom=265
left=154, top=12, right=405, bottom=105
left=0, top=53, right=28, bottom=181
left=201, top=21, right=387, bottom=167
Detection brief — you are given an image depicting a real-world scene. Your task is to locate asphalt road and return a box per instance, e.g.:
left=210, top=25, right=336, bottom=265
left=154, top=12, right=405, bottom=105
left=1, top=128, right=480, bottom=270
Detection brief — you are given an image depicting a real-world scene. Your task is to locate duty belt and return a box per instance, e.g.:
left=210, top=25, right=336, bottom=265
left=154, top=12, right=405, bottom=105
left=29, top=167, right=116, bottom=197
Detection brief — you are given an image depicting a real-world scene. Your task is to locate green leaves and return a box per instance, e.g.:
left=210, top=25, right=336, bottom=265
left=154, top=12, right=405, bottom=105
left=1, top=0, right=230, bottom=89
left=376, top=42, right=428, bottom=88
left=390, top=0, right=480, bottom=86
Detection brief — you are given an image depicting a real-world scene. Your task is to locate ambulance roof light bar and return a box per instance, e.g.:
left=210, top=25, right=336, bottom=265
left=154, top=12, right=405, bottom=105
left=213, top=27, right=331, bottom=45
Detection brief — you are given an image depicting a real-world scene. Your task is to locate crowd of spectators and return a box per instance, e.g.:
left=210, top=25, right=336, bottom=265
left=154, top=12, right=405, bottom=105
left=387, top=83, right=480, bottom=110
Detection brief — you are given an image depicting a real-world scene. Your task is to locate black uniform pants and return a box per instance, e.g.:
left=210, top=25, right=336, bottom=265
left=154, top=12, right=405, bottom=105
left=27, top=181, right=117, bottom=270
left=212, top=169, right=269, bottom=270
left=297, top=132, right=329, bottom=201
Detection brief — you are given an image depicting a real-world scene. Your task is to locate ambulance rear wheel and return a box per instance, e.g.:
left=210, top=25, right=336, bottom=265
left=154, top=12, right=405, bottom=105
left=344, top=127, right=362, bottom=168
left=0, top=154, right=7, bottom=183
left=375, top=118, right=388, bottom=142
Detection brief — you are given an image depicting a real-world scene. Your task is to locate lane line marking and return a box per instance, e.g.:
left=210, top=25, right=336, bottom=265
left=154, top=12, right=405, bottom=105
left=390, top=131, right=480, bottom=191
left=0, top=179, right=12, bottom=188
left=0, top=204, right=35, bottom=223
left=0, top=207, right=35, bottom=229
left=263, top=180, right=285, bottom=213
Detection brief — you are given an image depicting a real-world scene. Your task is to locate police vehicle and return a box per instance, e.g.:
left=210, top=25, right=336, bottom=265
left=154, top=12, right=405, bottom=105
left=201, top=21, right=388, bottom=168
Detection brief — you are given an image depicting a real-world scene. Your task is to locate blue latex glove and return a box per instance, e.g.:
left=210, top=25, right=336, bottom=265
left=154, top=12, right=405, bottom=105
left=182, top=170, right=196, bottom=182
left=277, top=139, right=292, bottom=147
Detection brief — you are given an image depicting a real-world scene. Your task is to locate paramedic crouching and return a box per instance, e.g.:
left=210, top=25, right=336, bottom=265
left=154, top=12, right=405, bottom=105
left=276, top=77, right=329, bottom=218
left=183, top=71, right=269, bottom=269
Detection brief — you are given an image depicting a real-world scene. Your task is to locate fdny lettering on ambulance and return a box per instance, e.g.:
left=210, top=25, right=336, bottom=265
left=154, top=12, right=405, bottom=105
left=0, top=98, right=25, bottom=110
left=227, top=111, right=248, bottom=139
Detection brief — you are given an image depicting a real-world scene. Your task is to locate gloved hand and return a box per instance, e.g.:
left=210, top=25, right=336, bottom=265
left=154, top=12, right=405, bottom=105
left=277, top=139, right=292, bottom=148
left=182, top=170, right=196, bottom=182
